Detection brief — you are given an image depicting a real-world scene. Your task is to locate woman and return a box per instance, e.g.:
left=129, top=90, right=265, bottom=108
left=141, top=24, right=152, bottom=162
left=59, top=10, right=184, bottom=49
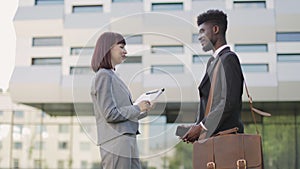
left=90, top=32, right=151, bottom=169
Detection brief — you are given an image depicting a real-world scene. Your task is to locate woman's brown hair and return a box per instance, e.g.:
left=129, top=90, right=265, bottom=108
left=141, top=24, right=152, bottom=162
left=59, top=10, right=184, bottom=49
left=91, top=32, right=126, bottom=72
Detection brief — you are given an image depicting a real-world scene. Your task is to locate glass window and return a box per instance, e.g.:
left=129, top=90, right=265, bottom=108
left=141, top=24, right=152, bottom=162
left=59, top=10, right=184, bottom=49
left=14, top=142, right=22, bottom=149
left=241, top=64, right=269, bottom=72
left=192, top=54, right=211, bottom=63
left=58, top=141, right=68, bottom=150
left=14, top=111, right=24, bottom=118
left=72, top=5, right=103, bottom=13
left=233, top=0, right=266, bottom=9
left=42, top=111, right=46, bottom=117
left=235, top=44, right=268, bottom=52
left=125, top=35, right=143, bottom=44
left=80, top=126, right=85, bottom=133
left=35, top=0, right=64, bottom=5
left=276, top=32, right=300, bottom=42
left=151, top=2, right=183, bottom=11
left=14, top=124, right=23, bottom=135
left=13, top=159, right=19, bottom=168
left=34, top=159, right=42, bottom=169
left=192, top=34, right=199, bottom=43
left=123, top=56, right=142, bottom=64
left=57, top=160, right=64, bottom=169
left=36, top=111, right=46, bottom=118
left=70, top=47, right=94, bottom=56
left=0, top=111, right=3, bottom=116
left=264, top=124, right=296, bottom=168
left=32, top=37, right=62, bottom=47
left=81, top=161, right=88, bottom=169
left=70, top=66, right=92, bottom=75
left=80, top=125, right=93, bottom=133
left=91, top=162, right=100, bottom=169
left=80, top=142, right=90, bottom=151
left=112, top=0, right=142, bottom=2
left=58, top=124, right=69, bottom=133
left=34, top=141, right=44, bottom=150
left=151, top=45, right=184, bottom=54
left=151, top=65, right=184, bottom=74
left=148, top=116, right=167, bottom=149
left=277, top=54, right=300, bottom=62
left=32, top=57, right=61, bottom=65
left=35, top=125, right=47, bottom=135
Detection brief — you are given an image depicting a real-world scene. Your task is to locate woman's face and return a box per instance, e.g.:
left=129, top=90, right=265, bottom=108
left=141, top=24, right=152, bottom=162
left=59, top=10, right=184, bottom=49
left=110, top=43, right=127, bottom=67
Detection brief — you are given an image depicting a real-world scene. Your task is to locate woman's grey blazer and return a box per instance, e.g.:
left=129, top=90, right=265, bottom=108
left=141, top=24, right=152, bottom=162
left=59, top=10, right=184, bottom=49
left=91, top=69, right=141, bottom=145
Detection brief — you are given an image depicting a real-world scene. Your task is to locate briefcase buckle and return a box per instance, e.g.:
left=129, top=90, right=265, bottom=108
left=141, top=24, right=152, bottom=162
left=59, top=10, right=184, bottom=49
left=237, top=159, right=247, bottom=169
left=206, top=162, right=215, bottom=169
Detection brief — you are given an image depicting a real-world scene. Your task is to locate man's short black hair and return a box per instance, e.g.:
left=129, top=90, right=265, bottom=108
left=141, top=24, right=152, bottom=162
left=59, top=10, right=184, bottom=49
left=197, top=9, right=228, bottom=35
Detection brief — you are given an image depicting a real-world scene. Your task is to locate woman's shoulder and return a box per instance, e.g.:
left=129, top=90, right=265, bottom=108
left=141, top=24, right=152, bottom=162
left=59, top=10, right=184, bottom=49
left=91, top=69, right=113, bottom=93
left=93, top=69, right=114, bottom=83
left=96, top=68, right=113, bottom=76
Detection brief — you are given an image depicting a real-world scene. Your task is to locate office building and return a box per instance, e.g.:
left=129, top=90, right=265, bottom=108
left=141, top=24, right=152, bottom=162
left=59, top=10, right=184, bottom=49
left=9, top=0, right=300, bottom=168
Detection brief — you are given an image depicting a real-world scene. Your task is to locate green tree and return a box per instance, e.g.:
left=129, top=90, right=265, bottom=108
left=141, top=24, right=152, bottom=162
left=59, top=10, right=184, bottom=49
left=244, top=116, right=297, bottom=169
left=167, top=142, right=193, bottom=169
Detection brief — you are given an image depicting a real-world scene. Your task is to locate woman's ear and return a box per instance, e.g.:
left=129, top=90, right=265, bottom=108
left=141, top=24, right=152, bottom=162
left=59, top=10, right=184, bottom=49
left=213, top=25, right=219, bottom=34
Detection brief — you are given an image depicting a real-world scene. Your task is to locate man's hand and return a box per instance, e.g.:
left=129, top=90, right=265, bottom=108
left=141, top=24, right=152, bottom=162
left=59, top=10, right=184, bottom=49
left=181, top=125, right=203, bottom=143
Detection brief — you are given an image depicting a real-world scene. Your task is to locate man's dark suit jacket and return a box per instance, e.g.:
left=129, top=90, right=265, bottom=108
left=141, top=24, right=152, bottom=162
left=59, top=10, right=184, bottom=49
left=196, top=47, right=244, bottom=138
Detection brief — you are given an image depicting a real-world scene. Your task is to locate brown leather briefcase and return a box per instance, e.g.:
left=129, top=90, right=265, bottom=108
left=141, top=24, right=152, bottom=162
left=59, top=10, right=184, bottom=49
left=193, top=128, right=263, bottom=169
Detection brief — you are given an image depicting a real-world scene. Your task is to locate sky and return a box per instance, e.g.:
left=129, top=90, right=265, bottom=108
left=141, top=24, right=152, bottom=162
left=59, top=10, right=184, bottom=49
left=0, top=0, right=18, bottom=92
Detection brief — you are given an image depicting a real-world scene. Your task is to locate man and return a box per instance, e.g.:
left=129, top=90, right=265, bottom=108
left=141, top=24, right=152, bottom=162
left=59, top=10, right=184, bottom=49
left=182, top=9, right=244, bottom=143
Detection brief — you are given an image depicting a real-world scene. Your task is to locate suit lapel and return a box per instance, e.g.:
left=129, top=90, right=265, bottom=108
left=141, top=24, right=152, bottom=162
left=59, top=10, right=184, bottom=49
left=199, top=57, right=218, bottom=88
left=218, top=47, right=230, bottom=59
left=199, top=57, right=213, bottom=88
left=207, top=57, right=219, bottom=75
left=199, top=47, right=230, bottom=88
left=112, top=73, right=133, bottom=102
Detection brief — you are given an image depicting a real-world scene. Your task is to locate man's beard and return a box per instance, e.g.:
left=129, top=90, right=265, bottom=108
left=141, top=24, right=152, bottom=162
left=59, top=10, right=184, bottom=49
left=202, top=42, right=214, bottom=52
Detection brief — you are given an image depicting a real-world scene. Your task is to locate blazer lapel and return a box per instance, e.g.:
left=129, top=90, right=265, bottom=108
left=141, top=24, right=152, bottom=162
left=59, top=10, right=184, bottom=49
left=200, top=56, right=216, bottom=88
left=218, top=47, right=230, bottom=59
left=199, top=47, right=231, bottom=88
left=207, top=58, right=219, bottom=75
left=113, top=73, right=134, bottom=102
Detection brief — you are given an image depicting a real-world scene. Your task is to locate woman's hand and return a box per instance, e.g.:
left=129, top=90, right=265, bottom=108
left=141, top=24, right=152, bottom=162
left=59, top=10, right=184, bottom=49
left=137, top=100, right=152, bottom=112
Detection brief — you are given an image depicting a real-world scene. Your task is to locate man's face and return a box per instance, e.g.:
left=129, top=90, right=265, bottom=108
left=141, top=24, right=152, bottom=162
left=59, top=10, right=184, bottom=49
left=198, top=22, right=215, bottom=52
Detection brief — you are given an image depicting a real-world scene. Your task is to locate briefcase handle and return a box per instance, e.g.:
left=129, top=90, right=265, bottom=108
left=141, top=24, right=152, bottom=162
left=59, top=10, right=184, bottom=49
left=244, top=81, right=271, bottom=134
left=215, top=127, right=239, bottom=136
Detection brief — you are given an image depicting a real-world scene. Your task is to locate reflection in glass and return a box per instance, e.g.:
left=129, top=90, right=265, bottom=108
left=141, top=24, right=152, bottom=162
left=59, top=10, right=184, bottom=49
left=277, top=54, right=300, bottom=62
left=32, top=37, right=62, bottom=47
left=151, top=65, right=184, bottom=74
left=233, top=1, right=266, bottom=8
left=235, top=44, right=268, bottom=52
left=276, top=32, right=300, bottom=42
left=241, top=64, right=269, bottom=73
left=72, top=5, right=103, bottom=13
left=152, top=2, right=183, bottom=11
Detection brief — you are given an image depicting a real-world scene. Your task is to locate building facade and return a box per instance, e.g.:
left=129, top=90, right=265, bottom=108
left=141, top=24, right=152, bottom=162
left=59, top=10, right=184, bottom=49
left=0, top=92, right=179, bottom=169
left=0, top=92, right=100, bottom=169
left=9, top=0, right=300, bottom=168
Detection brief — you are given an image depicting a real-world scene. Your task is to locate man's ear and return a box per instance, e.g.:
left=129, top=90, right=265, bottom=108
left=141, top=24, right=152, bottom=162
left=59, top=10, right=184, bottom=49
left=212, top=25, right=219, bottom=34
